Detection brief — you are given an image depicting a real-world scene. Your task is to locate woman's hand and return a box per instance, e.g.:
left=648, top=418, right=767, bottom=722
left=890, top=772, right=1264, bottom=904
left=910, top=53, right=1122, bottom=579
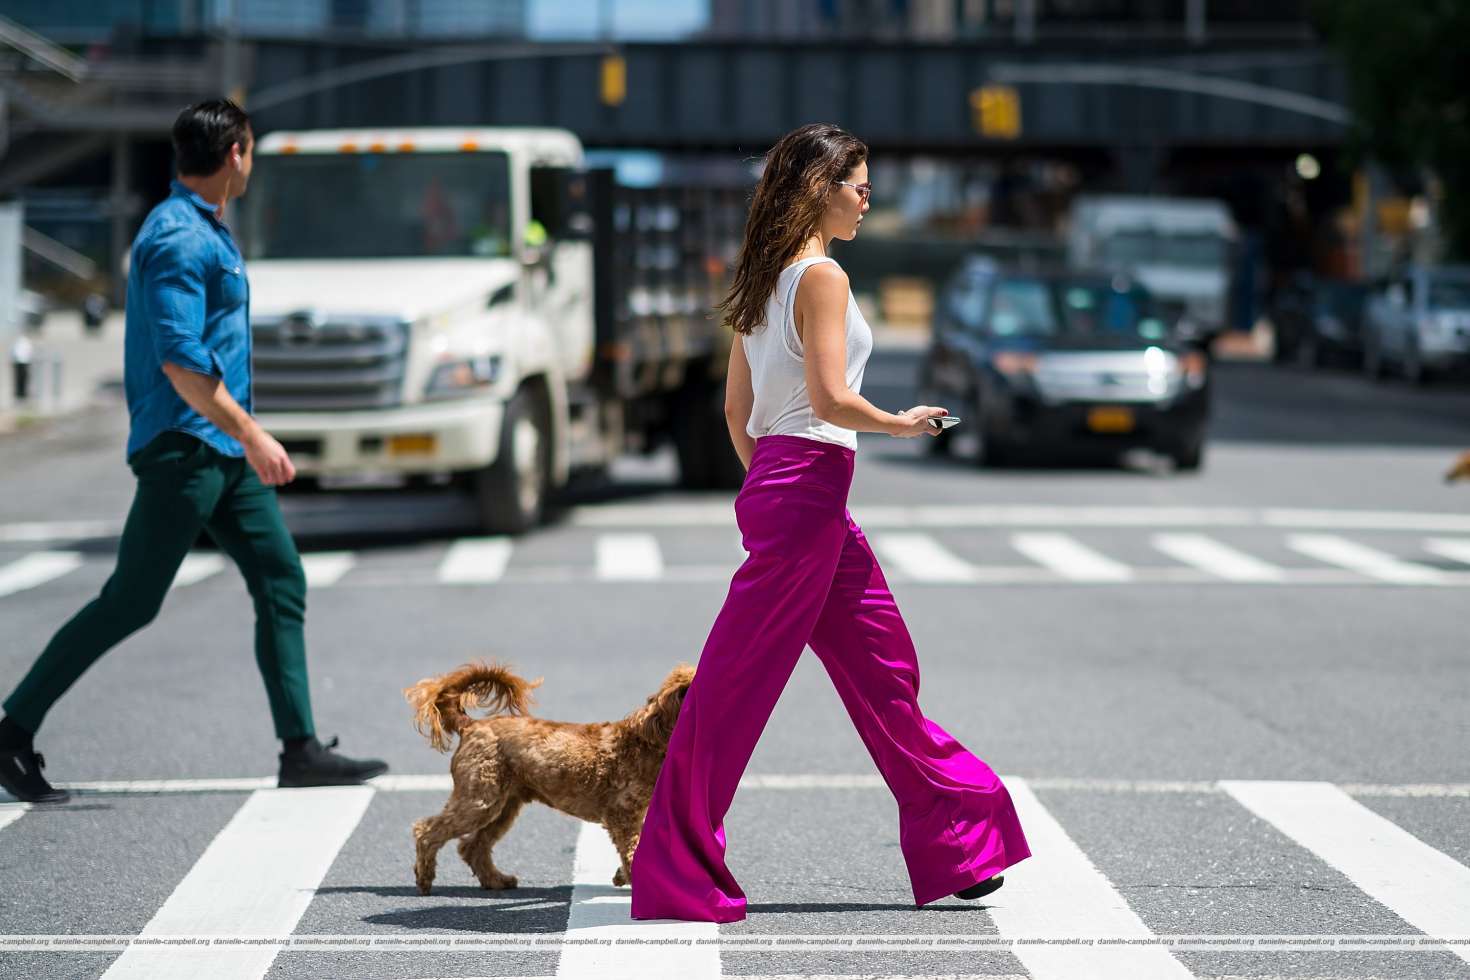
left=891, top=405, right=949, bottom=438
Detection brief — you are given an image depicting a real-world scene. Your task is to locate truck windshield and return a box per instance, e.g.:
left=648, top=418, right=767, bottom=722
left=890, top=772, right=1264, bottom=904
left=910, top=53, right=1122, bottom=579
left=1429, top=275, right=1470, bottom=309
left=1102, top=230, right=1227, bottom=269
left=241, top=151, right=513, bottom=260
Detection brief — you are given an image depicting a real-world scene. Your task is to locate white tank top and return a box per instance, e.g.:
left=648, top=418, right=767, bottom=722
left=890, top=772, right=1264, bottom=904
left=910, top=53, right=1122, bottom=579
left=742, top=256, right=873, bottom=451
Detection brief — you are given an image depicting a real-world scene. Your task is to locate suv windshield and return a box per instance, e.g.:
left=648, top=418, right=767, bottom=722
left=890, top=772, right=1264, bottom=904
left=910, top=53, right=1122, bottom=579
left=242, top=151, right=513, bottom=260
left=1055, top=282, right=1170, bottom=343
left=987, top=280, right=1058, bottom=337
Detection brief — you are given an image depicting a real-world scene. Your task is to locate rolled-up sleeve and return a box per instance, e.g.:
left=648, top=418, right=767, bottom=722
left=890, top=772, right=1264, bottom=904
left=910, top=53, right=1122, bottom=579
left=140, top=224, right=225, bottom=379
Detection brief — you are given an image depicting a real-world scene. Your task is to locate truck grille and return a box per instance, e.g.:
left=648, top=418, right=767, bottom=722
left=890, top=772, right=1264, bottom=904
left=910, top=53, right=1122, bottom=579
left=251, top=317, right=408, bottom=412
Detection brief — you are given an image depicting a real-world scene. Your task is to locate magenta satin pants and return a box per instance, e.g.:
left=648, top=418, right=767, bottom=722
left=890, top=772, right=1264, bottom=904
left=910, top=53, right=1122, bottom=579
left=629, top=434, right=1032, bottom=923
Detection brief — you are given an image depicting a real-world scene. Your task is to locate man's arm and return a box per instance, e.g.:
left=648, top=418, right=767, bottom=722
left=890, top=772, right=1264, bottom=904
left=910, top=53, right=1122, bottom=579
left=139, top=224, right=294, bottom=486
left=161, top=363, right=295, bottom=486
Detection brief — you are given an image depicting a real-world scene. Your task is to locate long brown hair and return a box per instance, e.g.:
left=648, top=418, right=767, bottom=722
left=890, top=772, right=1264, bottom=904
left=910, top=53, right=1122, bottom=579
left=718, top=123, right=867, bottom=336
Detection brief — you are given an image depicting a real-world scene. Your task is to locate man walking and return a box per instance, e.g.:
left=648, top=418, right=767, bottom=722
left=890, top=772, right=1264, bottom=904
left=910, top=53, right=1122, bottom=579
left=0, top=99, right=387, bottom=804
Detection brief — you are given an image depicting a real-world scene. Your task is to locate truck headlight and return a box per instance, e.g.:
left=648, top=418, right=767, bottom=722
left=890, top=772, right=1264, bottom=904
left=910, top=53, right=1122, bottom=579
left=425, top=355, right=502, bottom=399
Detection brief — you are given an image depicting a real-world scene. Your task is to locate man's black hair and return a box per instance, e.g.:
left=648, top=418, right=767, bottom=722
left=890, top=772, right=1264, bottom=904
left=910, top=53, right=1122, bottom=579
left=172, top=98, right=252, bottom=177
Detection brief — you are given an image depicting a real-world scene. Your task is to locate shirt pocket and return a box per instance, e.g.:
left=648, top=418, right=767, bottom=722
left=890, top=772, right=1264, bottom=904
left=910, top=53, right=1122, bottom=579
left=214, top=260, right=248, bottom=309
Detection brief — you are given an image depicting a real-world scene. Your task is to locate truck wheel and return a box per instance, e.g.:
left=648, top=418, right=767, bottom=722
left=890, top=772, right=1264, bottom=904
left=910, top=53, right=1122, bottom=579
left=473, top=387, right=550, bottom=534
left=675, top=382, right=744, bottom=491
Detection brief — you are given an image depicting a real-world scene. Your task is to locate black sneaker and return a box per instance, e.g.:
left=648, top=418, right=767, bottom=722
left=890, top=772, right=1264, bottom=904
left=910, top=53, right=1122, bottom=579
left=955, top=875, right=1004, bottom=900
left=0, top=747, right=70, bottom=804
left=277, top=735, right=388, bottom=788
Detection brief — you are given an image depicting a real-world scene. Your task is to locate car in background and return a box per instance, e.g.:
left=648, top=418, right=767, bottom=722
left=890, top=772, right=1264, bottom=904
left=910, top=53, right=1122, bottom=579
left=919, top=260, right=1211, bottom=470
left=1361, top=264, right=1470, bottom=384
left=1269, top=273, right=1372, bottom=368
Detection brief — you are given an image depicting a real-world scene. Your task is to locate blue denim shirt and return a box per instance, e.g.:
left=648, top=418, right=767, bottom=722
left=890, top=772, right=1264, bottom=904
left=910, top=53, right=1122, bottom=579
left=123, top=178, right=252, bottom=461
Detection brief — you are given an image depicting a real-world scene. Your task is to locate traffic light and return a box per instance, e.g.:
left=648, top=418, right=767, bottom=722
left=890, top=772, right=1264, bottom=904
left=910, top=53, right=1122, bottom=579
left=601, top=55, right=626, bottom=107
left=971, top=85, right=1021, bottom=140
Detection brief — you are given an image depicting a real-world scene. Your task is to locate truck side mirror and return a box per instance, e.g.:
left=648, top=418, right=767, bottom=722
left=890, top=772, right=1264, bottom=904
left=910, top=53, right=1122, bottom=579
left=528, top=167, right=594, bottom=243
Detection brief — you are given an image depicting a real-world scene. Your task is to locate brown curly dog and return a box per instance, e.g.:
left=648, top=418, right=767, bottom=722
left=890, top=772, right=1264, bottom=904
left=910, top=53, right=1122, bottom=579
left=404, top=660, right=694, bottom=896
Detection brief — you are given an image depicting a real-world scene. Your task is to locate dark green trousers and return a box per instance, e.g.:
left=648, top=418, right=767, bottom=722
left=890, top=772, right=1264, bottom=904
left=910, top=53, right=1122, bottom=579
left=3, top=431, right=316, bottom=739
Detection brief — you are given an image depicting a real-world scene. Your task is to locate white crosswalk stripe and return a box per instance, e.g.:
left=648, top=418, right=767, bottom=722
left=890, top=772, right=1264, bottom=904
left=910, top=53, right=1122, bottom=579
left=870, top=532, right=981, bottom=583
left=1424, top=537, right=1470, bottom=567
left=1010, top=532, right=1134, bottom=582
left=171, top=552, right=226, bottom=588
left=557, top=820, right=719, bottom=979
left=0, top=550, right=83, bottom=597
left=99, top=786, right=374, bottom=980
left=437, top=536, right=514, bottom=583
left=1285, top=534, right=1446, bottom=585
left=0, top=802, right=28, bottom=833
left=1220, top=780, right=1470, bottom=968
left=990, top=777, right=1196, bottom=979
left=596, top=533, right=664, bottom=580
left=300, top=551, right=356, bottom=587
left=1151, top=533, right=1287, bottom=582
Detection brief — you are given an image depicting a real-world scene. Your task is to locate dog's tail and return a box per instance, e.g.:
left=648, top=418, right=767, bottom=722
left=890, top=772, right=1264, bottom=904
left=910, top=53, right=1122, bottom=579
left=403, top=661, right=542, bottom=752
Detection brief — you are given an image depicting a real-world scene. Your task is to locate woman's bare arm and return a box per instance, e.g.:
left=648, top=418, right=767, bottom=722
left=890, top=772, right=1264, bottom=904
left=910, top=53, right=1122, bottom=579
left=796, top=263, right=912, bottom=435
left=723, top=333, right=757, bottom=470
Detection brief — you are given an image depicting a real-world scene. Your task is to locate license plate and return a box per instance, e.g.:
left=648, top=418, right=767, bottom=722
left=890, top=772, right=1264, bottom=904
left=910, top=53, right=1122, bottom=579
left=388, top=433, right=438, bottom=456
left=1086, top=407, right=1135, bottom=433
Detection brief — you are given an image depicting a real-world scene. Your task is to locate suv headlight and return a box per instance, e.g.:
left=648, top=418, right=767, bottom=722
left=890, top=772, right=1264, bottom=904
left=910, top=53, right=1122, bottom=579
left=425, top=355, right=502, bottom=399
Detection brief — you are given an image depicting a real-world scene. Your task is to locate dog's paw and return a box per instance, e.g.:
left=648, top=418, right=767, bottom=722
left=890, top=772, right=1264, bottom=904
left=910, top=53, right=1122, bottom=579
left=612, top=868, right=627, bottom=887
left=481, top=872, right=518, bottom=890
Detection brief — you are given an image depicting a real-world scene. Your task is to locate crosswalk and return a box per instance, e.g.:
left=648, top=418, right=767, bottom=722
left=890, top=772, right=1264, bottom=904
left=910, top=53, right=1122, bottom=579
left=4, top=530, right=1470, bottom=599
left=2, top=774, right=1467, bottom=980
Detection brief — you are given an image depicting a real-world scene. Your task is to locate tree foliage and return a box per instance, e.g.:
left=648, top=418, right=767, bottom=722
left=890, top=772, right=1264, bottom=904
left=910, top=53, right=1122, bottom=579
left=1313, top=0, right=1470, bottom=258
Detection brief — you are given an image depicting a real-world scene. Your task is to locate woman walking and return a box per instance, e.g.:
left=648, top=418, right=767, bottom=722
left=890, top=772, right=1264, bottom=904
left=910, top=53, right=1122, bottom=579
left=629, top=124, right=1031, bottom=923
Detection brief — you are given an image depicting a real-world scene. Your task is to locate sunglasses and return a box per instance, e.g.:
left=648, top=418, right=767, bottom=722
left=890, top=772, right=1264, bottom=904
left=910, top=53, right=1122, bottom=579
left=834, top=180, right=872, bottom=201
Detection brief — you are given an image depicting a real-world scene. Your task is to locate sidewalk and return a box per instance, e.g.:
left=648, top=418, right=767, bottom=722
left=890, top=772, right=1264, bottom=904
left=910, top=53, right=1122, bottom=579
left=0, top=310, right=126, bottom=435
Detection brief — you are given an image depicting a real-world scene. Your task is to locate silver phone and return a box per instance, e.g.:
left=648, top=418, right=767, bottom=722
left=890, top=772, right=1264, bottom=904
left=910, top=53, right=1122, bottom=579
left=928, top=416, right=962, bottom=429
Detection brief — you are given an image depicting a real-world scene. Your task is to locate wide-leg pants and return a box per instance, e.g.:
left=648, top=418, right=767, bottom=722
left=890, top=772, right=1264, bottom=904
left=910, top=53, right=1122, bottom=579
left=629, top=434, right=1031, bottom=923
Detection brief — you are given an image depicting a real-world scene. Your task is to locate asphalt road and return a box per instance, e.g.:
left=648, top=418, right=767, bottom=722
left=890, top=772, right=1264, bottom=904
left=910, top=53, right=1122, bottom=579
left=1, top=348, right=1468, bottom=980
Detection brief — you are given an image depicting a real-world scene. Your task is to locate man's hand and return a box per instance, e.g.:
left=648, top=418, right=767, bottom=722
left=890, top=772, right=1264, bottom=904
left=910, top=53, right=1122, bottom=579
left=244, top=428, right=296, bottom=486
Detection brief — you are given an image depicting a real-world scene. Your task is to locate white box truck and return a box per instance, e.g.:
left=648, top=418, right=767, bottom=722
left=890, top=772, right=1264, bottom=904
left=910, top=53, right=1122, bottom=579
left=1066, top=194, right=1236, bottom=332
left=240, top=127, right=748, bottom=533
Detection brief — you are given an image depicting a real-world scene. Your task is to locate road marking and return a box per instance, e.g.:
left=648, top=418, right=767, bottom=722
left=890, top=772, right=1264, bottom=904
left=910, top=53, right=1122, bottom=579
left=27, top=774, right=1470, bottom=799
left=870, top=532, right=980, bottom=582
left=1220, top=780, right=1470, bottom=966
left=0, top=802, right=29, bottom=832
left=596, top=533, right=663, bottom=580
left=556, top=819, right=719, bottom=980
left=1151, top=534, right=1286, bottom=582
left=0, top=551, right=83, bottom=597
left=0, top=519, right=120, bottom=543
left=988, top=777, right=1196, bottom=979
left=16, top=506, right=1470, bottom=543
left=171, top=553, right=226, bottom=588
left=566, top=503, right=1470, bottom=532
left=100, top=786, right=373, bottom=980
left=1424, top=537, right=1470, bottom=567
left=437, top=537, right=514, bottom=583
left=1011, top=533, right=1133, bottom=582
left=1263, top=508, right=1470, bottom=532
left=1285, top=535, right=1446, bottom=585
left=300, top=551, right=355, bottom=588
